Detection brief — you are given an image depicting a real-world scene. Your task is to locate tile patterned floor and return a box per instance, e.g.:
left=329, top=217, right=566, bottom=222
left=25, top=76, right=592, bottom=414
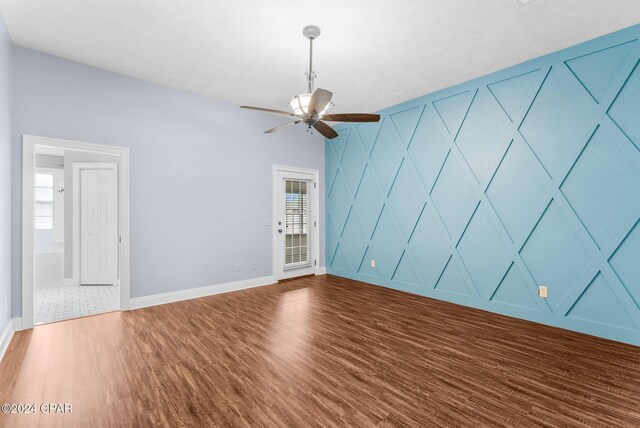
left=35, top=282, right=120, bottom=325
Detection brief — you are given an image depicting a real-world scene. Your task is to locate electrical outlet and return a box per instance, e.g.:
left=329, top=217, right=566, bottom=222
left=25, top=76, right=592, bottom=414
left=236, top=264, right=242, bottom=272
left=370, top=259, right=376, bottom=268
left=250, top=262, right=256, bottom=270
left=538, top=285, right=548, bottom=298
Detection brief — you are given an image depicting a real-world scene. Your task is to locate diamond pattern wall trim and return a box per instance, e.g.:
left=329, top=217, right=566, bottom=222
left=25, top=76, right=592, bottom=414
left=326, top=24, right=640, bottom=346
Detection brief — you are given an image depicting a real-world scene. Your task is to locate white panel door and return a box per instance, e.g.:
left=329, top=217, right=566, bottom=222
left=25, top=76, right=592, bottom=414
left=80, top=169, right=98, bottom=284
left=80, top=167, right=117, bottom=285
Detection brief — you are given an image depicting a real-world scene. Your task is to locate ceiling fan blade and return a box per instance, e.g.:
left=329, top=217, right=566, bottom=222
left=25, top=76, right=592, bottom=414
left=265, top=121, right=301, bottom=134
left=241, top=105, right=298, bottom=117
left=321, top=113, right=380, bottom=123
left=308, top=89, right=333, bottom=115
left=313, top=121, right=339, bottom=139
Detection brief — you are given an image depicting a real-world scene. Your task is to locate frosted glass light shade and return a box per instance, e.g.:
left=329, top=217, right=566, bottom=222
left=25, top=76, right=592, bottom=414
left=289, top=93, right=331, bottom=116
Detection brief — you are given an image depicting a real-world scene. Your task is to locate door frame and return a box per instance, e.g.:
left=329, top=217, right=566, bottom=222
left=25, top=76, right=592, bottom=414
left=272, top=165, right=320, bottom=281
left=22, top=135, right=131, bottom=330
left=73, top=163, right=119, bottom=286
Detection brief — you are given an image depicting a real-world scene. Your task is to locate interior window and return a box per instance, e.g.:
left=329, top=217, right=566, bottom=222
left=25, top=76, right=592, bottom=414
left=35, top=173, right=54, bottom=230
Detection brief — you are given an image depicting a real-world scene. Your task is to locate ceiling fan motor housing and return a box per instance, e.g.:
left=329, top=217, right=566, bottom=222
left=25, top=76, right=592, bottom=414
left=302, top=25, right=321, bottom=40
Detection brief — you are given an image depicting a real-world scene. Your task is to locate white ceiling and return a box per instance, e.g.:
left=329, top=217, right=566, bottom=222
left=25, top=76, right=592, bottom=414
left=1, top=0, right=639, bottom=113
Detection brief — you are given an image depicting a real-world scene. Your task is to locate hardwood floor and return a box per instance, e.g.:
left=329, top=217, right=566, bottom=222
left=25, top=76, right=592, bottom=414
left=1, top=274, right=639, bottom=427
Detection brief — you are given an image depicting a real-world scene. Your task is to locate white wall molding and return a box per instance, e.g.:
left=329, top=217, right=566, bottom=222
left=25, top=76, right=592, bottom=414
left=318, top=267, right=327, bottom=275
left=129, top=275, right=275, bottom=310
left=0, top=318, right=22, bottom=363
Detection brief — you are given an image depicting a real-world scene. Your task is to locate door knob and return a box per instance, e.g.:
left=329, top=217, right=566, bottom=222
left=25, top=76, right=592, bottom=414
left=278, top=229, right=283, bottom=233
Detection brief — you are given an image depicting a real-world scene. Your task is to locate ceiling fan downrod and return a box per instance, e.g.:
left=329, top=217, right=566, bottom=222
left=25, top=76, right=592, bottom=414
left=303, top=25, right=321, bottom=94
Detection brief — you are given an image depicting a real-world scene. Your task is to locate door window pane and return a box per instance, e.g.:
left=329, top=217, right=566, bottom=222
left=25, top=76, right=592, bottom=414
left=35, top=173, right=53, bottom=187
left=284, top=179, right=310, bottom=267
left=35, top=217, right=53, bottom=230
left=35, top=203, right=53, bottom=216
left=35, top=187, right=53, bottom=202
left=35, top=173, right=54, bottom=230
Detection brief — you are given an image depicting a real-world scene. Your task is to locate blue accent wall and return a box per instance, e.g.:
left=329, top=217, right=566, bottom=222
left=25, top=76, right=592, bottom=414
left=326, top=24, right=640, bottom=346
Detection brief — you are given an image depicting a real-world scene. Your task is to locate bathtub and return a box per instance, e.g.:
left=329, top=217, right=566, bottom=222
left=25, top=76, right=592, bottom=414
left=35, top=246, right=64, bottom=286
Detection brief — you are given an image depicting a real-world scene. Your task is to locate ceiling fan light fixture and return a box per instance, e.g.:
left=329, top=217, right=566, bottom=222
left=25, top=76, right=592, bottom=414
left=288, top=93, right=311, bottom=116
left=241, top=25, right=380, bottom=139
left=288, top=93, right=331, bottom=116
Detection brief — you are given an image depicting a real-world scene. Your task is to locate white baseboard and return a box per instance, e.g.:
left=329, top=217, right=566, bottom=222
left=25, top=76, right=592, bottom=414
left=63, top=277, right=78, bottom=286
left=318, top=267, right=327, bottom=275
left=0, top=318, right=22, bottom=363
left=129, top=275, right=275, bottom=310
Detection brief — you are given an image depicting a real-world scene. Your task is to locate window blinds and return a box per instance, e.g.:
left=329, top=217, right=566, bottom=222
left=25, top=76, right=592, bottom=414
left=284, top=179, right=311, bottom=267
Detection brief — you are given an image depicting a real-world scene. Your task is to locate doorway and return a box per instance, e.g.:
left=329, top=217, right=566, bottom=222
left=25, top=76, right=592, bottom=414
left=22, top=135, right=130, bottom=329
left=272, top=165, right=320, bottom=281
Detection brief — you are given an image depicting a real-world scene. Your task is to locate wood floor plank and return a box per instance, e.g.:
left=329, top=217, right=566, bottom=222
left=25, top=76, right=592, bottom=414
left=1, top=274, right=639, bottom=427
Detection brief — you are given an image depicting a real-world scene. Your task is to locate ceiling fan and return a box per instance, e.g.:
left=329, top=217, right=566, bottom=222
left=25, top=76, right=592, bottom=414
left=240, top=25, right=380, bottom=139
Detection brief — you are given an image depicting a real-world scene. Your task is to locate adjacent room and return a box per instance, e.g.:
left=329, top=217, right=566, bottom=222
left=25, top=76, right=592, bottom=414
left=0, top=1, right=639, bottom=426
left=32, top=144, right=121, bottom=325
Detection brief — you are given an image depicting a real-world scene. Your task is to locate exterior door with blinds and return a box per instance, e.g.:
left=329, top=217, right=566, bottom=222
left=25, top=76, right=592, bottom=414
left=274, top=167, right=318, bottom=280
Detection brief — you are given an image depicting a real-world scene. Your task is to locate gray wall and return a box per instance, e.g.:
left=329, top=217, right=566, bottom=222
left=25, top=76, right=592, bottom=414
left=0, top=17, right=11, bottom=331
left=63, top=149, right=119, bottom=277
left=11, top=46, right=325, bottom=315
